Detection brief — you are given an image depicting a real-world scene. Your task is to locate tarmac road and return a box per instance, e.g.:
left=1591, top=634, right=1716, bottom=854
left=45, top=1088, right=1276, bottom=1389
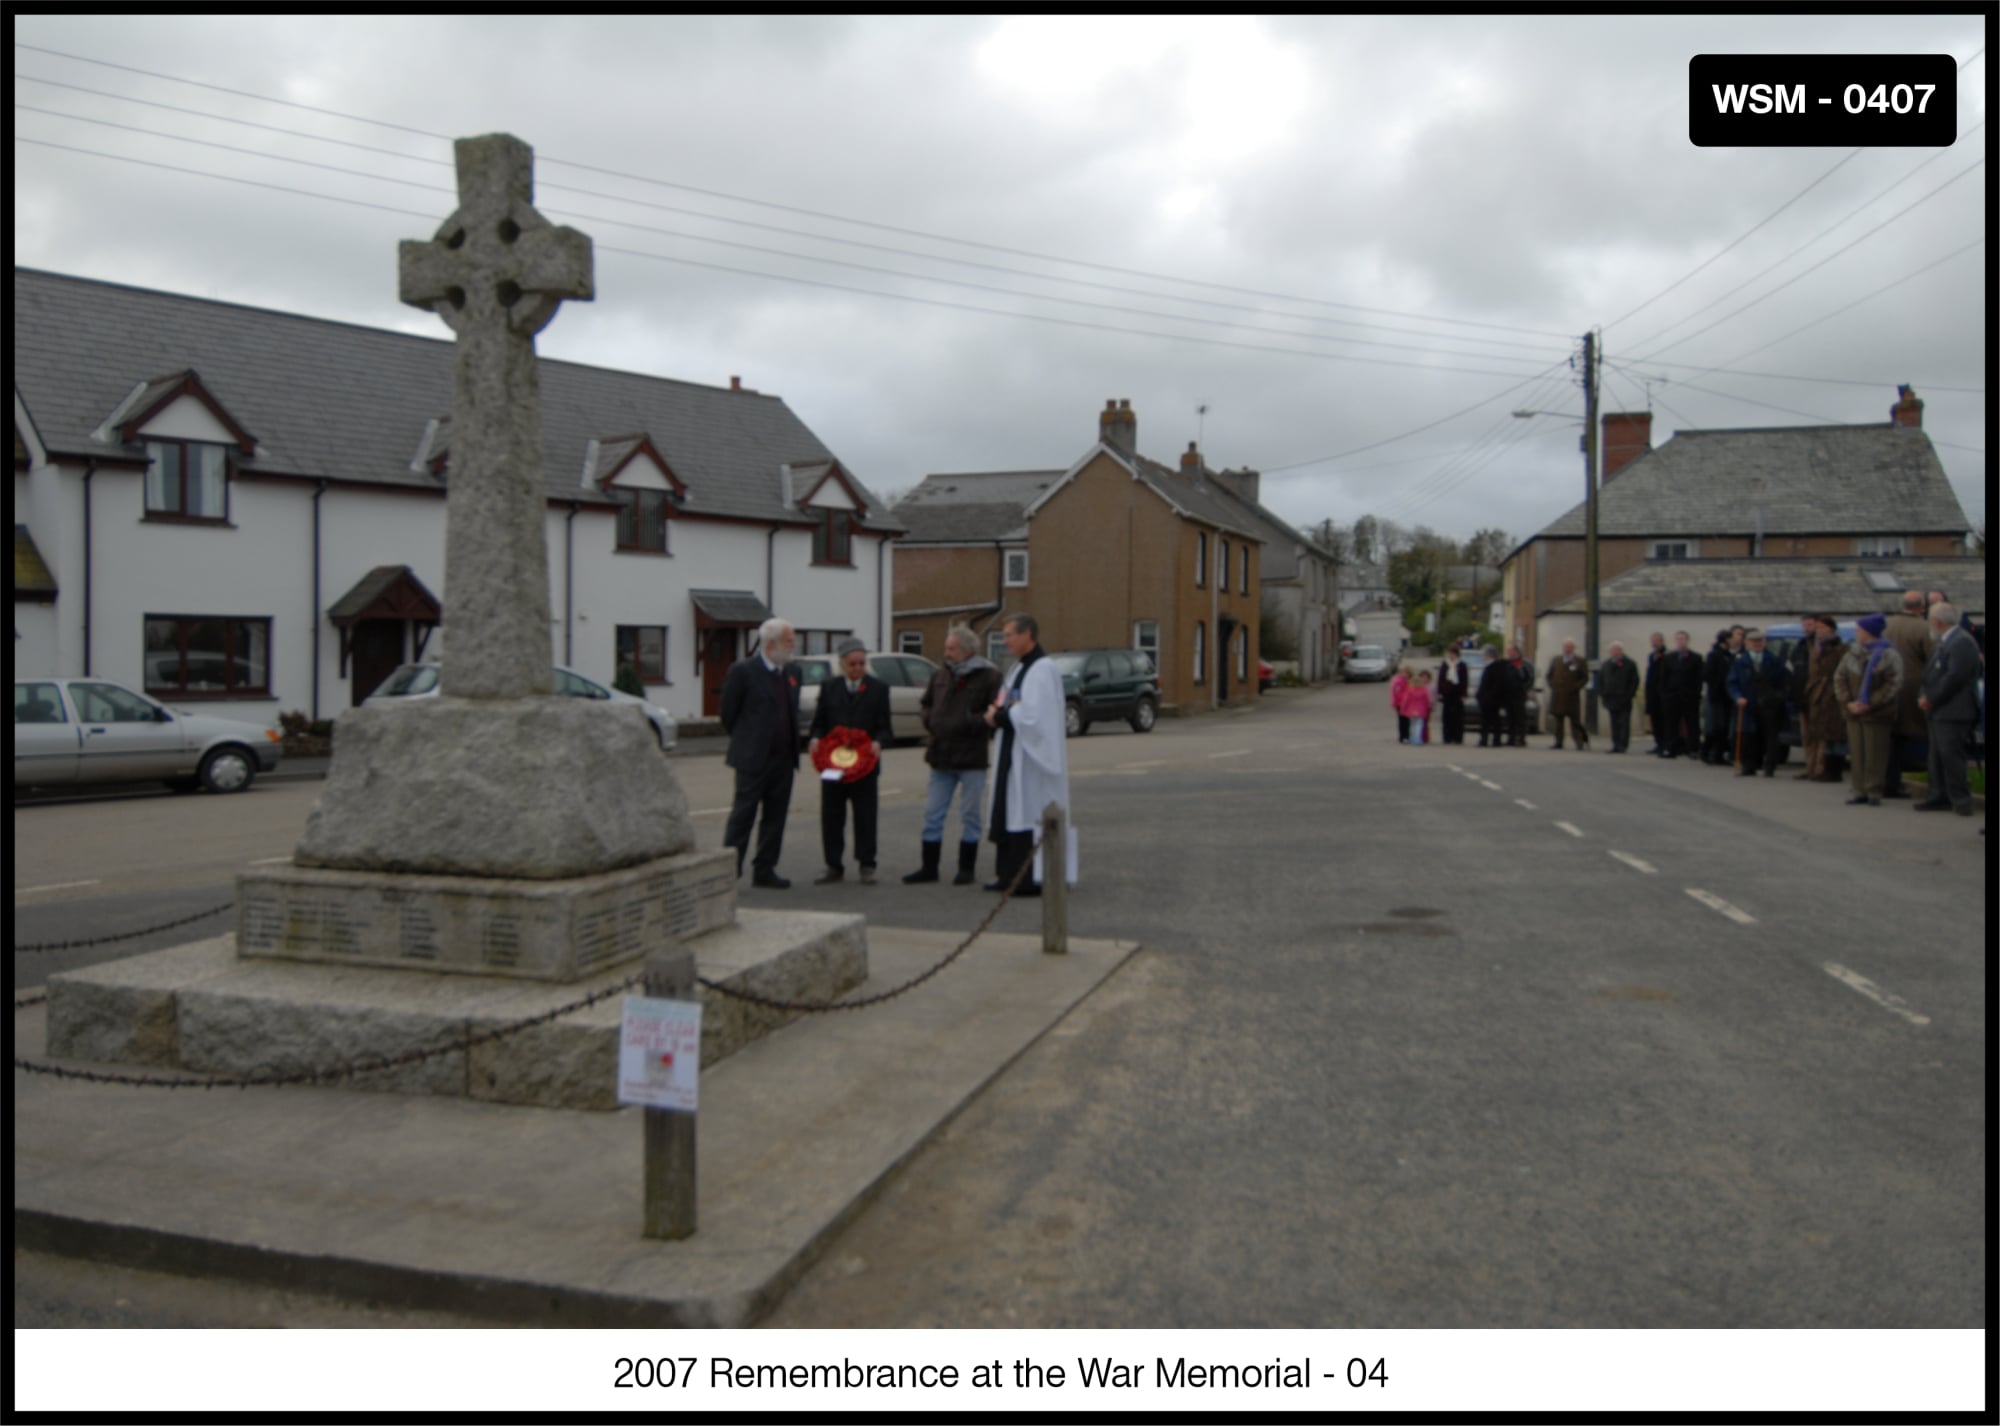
left=12, top=682, right=1988, bottom=1327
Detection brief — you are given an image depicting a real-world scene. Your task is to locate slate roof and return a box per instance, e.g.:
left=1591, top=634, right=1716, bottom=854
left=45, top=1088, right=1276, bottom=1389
left=13, top=526, right=57, bottom=596
left=892, top=470, right=1060, bottom=542
left=1165, top=465, right=1341, bottom=583
left=1125, top=453, right=1264, bottom=543
left=1546, top=556, right=1986, bottom=621
left=688, top=589, right=774, bottom=626
left=11, top=269, right=902, bottom=533
left=326, top=565, right=440, bottom=623
left=1517, top=423, right=1968, bottom=556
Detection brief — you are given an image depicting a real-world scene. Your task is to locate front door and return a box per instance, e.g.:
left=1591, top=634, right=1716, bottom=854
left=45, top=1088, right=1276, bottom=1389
left=351, top=620, right=407, bottom=706
left=702, top=628, right=739, bottom=718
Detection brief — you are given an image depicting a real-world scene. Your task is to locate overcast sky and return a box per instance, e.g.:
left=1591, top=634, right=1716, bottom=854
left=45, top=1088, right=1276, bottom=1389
left=13, top=13, right=1991, bottom=548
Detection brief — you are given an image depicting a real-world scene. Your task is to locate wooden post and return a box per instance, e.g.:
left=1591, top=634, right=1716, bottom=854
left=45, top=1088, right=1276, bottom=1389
left=642, top=945, right=697, bottom=1240
left=1041, top=800, right=1068, bottom=955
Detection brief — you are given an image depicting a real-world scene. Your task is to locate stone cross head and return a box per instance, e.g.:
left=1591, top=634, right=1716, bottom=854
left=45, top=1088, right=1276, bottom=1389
left=399, top=133, right=592, bottom=338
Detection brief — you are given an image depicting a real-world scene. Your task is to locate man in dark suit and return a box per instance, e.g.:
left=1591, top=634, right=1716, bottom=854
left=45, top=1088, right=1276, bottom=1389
left=810, top=638, right=895, bottom=883
left=1660, top=630, right=1706, bottom=759
left=1597, top=641, right=1641, bottom=753
left=1503, top=643, right=1532, bottom=746
left=1475, top=649, right=1511, bottom=748
left=1916, top=601, right=1980, bottom=817
left=1643, top=631, right=1667, bottom=754
left=719, top=617, right=802, bottom=888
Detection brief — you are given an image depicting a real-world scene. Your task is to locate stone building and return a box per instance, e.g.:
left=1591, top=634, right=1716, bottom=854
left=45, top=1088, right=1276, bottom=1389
left=1500, top=390, right=1974, bottom=662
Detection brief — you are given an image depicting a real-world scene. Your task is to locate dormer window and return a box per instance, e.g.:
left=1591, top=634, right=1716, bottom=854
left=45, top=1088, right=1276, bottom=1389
left=145, top=440, right=230, bottom=522
left=615, top=487, right=672, bottom=553
left=812, top=509, right=854, bottom=566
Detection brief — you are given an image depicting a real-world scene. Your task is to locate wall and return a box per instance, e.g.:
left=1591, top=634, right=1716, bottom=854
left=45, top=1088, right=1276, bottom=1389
left=893, top=544, right=1002, bottom=614
left=14, top=601, right=57, bottom=674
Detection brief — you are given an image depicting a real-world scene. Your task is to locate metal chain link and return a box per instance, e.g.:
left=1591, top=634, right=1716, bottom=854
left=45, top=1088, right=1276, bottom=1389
left=699, top=834, right=1044, bottom=1013
left=14, top=899, right=236, bottom=953
left=13, top=969, right=648, bottom=1089
left=11, top=836, right=1047, bottom=1085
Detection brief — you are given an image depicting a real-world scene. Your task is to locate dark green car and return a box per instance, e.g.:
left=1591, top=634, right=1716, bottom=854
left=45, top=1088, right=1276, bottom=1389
left=1050, top=650, right=1163, bottom=737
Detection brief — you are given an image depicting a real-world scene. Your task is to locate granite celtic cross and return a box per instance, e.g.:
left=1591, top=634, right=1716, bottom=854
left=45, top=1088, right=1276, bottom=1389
left=400, top=133, right=593, bottom=699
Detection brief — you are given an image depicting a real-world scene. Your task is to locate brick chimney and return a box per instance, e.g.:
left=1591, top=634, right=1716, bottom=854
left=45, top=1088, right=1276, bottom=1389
left=1601, top=410, right=1652, bottom=482
left=1099, top=398, right=1136, bottom=457
left=1180, top=441, right=1202, bottom=473
left=1891, top=385, right=1924, bottom=429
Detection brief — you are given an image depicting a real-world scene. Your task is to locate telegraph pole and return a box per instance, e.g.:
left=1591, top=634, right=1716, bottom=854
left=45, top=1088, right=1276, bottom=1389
left=1582, top=329, right=1601, bottom=737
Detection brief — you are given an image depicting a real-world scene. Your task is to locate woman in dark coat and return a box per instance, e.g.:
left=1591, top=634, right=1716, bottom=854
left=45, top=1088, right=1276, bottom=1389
left=1800, top=616, right=1847, bottom=782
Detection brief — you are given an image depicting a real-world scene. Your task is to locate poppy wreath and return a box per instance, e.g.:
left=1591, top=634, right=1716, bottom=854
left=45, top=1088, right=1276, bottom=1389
left=811, top=724, right=879, bottom=783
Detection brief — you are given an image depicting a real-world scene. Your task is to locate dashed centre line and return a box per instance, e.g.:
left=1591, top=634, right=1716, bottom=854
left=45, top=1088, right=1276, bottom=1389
left=1554, top=821, right=1585, bottom=839
left=1608, top=850, right=1658, bottom=874
left=1207, top=749, right=1252, bottom=760
left=1823, top=963, right=1931, bottom=1026
left=1478, top=780, right=1504, bottom=791
left=1686, top=888, right=1757, bottom=925
left=1514, top=798, right=1538, bottom=810
left=14, top=879, right=101, bottom=897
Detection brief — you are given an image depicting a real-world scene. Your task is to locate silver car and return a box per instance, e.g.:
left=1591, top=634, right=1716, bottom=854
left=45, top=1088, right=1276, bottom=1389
left=794, top=652, right=940, bottom=743
left=13, top=677, right=283, bottom=793
left=365, top=662, right=677, bottom=749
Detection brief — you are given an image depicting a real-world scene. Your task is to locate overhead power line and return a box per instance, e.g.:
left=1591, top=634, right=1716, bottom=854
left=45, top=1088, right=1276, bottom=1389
left=12, top=73, right=1569, bottom=356
left=13, top=41, right=1574, bottom=340
left=12, top=105, right=1567, bottom=369
left=1620, top=127, right=1986, bottom=358
left=1625, top=157, right=1985, bottom=364
left=9, top=135, right=1557, bottom=382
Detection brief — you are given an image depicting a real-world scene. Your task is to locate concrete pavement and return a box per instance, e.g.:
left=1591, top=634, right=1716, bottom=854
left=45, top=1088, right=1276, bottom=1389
left=15, top=926, right=1135, bottom=1327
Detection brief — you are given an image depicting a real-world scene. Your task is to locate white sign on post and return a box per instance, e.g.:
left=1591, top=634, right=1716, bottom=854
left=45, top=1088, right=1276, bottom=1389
left=617, top=995, right=702, bottom=1111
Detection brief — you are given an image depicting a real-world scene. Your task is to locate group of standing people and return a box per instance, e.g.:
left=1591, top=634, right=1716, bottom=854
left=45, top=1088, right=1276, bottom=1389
left=716, top=614, right=1075, bottom=894
left=1379, top=589, right=1982, bottom=823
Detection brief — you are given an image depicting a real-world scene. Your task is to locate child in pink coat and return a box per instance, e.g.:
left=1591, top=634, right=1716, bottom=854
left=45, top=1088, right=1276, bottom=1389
left=1389, top=667, right=1411, bottom=743
left=1404, top=672, right=1435, bottom=745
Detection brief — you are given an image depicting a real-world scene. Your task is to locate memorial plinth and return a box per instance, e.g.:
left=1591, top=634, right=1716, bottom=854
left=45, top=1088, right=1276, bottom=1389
left=238, top=848, right=737, bottom=982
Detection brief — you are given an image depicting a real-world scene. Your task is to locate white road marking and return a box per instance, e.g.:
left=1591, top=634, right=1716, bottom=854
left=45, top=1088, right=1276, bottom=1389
left=1608, top=850, right=1657, bottom=874
left=1207, top=749, right=1251, bottom=759
left=1686, top=888, right=1757, bottom=925
left=1554, top=821, right=1585, bottom=839
left=1514, top=798, right=1538, bottom=810
left=1446, top=763, right=1463, bottom=772
left=1479, top=780, right=1504, bottom=791
left=14, top=879, right=101, bottom=897
left=1119, top=759, right=1170, bottom=769
left=1822, top=963, right=1931, bottom=1026
left=247, top=855, right=294, bottom=866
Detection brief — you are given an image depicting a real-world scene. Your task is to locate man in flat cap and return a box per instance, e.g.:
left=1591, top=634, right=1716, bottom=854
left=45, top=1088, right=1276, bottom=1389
left=809, top=638, right=894, bottom=883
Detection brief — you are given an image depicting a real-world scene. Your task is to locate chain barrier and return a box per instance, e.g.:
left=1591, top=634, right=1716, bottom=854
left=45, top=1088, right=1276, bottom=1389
left=14, top=899, right=236, bottom=953
left=697, top=833, right=1044, bottom=1014
left=12, top=836, right=1044, bottom=1085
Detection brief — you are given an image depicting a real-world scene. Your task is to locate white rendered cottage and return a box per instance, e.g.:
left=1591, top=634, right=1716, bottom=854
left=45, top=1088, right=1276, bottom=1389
left=11, top=269, right=903, bottom=727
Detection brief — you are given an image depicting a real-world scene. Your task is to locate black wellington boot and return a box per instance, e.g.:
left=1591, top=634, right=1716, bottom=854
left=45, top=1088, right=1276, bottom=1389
left=902, top=841, right=942, bottom=884
left=953, top=839, right=979, bottom=885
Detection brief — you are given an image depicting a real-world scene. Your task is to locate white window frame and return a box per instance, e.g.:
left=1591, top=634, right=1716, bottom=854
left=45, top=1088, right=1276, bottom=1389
left=1649, top=540, right=1698, bottom=560
left=1133, top=619, right=1160, bottom=670
left=897, top=630, right=923, bottom=655
left=987, top=628, right=1007, bottom=663
left=1003, top=548, right=1030, bottom=587
left=1195, top=531, right=1207, bottom=589
left=1854, top=535, right=1910, bottom=557
left=1193, top=620, right=1206, bottom=685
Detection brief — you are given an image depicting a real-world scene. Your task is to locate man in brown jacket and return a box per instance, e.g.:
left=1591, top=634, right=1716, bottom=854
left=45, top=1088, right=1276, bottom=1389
left=1835, top=613, right=1904, bottom=807
left=1545, top=638, right=1590, bottom=749
left=1879, top=590, right=1936, bottom=799
left=1796, top=616, right=1848, bottom=782
left=903, top=625, right=1004, bottom=885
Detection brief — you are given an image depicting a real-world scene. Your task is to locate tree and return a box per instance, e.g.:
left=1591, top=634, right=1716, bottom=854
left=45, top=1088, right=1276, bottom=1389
left=1350, top=514, right=1378, bottom=566
left=1461, top=527, right=1512, bottom=569
left=1386, top=546, right=1441, bottom=614
left=1308, top=517, right=1351, bottom=563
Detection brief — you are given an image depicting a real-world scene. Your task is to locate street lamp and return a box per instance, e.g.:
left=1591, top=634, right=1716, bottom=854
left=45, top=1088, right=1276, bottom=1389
left=1514, top=391, right=1602, bottom=737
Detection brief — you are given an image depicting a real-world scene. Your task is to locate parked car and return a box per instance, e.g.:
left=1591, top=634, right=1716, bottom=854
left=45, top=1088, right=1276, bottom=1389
left=1049, top=649, right=1162, bottom=736
left=13, top=676, right=283, bottom=793
left=1258, top=659, right=1276, bottom=693
left=794, top=651, right=939, bottom=744
left=1342, top=645, right=1392, bottom=682
left=1457, top=650, right=1540, bottom=738
left=366, top=662, right=676, bottom=750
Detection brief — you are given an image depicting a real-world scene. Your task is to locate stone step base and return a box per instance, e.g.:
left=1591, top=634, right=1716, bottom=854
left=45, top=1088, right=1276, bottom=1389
left=44, top=910, right=866, bottom=1111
